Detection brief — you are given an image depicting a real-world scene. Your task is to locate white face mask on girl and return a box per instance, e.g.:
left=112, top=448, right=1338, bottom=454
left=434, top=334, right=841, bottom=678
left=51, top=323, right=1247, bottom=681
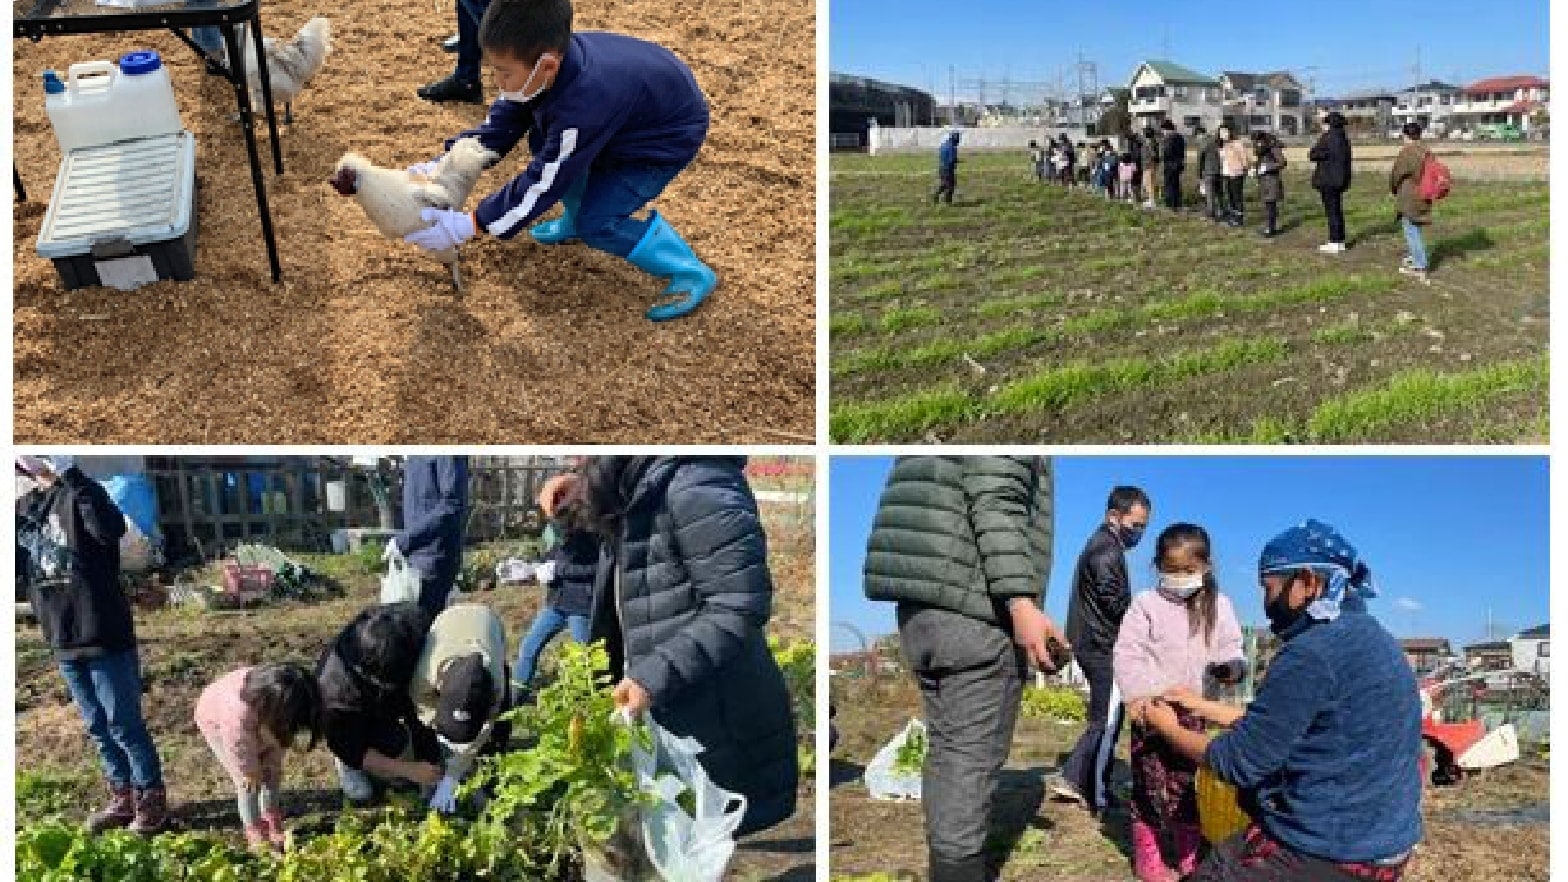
left=1158, top=572, right=1206, bottom=599
left=498, top=53, right=554, bottom=104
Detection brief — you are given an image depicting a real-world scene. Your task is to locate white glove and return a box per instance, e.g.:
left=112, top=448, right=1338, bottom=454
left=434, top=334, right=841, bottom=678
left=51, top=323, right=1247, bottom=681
left=407, top=158, right=442, bottom=177
left=535, top=560, right=557, bottom=585
left=428, top=775, right=460, bottom=814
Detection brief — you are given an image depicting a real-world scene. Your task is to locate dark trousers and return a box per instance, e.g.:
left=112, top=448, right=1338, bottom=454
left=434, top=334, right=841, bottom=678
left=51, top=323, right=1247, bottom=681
left=1163, top=168, right=1183, bottom=209
left=934, top=170, right=956, bottom=203
left=898, top=604, right=1026, bottom=882
left=1224, top=176, right=1246, bottom=222
left=1060, top=649, right=1122, bottom=813
left=1319, top=187, right=1347, bottom=244
left=1204, top=175, right=1224, bottom=218
left=453, top=0, right=492, bottom=83
left=1265, top=201, right=1279, bottom=233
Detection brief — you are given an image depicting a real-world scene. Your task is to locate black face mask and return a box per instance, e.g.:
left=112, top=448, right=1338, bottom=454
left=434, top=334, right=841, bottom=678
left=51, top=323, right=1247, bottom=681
left=1264, top=575, right=1307, bottom=634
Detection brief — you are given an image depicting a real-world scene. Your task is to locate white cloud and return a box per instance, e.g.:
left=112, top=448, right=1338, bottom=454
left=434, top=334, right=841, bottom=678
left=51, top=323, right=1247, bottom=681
left=1393, top=597, right=1423, bottom=613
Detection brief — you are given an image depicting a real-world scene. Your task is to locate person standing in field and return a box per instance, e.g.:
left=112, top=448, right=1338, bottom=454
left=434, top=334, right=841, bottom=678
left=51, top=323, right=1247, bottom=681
left=397, top=455, right=470, bottom=617
left=1051, top=485, right=1152, bottom=814
left=934, top=130, right=961, bottom=204
left=864, top=456, right=1063, bottom=882
left=1219, top=127, right=1251, bottom=228
left=1253, top=131, right=1288, bottom=238
left=1196, top=126, right=1223, bottom=221
left=16, top=456, right=169, bottom=835
left=1160, top=120, right=1186, bottom=210
left=1389, top=122, right=1436, bottom=284
left=1309, top=111, right=1353, bottom=253
left=1029, top=140, right=1047, bottom=182
left=1141, top=126, right=1163, bottom=208
left=513, top=473, right=598, bottom=695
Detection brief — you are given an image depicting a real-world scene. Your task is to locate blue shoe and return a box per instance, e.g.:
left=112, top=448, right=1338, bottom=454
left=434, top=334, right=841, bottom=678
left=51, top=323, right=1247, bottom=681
left=529, top=183, right=585, bottom=244
left=625, top=211, right=717, bottom=322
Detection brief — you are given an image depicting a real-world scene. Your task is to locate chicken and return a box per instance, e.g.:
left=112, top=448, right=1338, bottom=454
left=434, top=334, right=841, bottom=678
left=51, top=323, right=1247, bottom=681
left=329, top=137, right=499, bottom=290
left=241, top=17, right=331, bottom=124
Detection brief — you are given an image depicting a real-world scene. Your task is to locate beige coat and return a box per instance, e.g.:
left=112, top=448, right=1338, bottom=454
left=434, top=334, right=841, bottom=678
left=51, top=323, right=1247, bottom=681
left=1220, top=139, right=1252, bottom=177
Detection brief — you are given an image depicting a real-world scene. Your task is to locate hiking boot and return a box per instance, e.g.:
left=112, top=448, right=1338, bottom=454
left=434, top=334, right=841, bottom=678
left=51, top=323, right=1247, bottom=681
left=129, top=787, right=168, bottom=835
left=1399, top=265, right=1431, bottom=285
left=417, top=75, right=483, bottom=104
left=87, top=786, right=136, bottom=833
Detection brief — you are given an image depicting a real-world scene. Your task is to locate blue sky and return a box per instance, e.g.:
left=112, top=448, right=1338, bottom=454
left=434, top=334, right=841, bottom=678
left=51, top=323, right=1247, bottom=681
left=830, top=0, right=1549, bottom=100
left=827, top=456, right=1549, bottom=653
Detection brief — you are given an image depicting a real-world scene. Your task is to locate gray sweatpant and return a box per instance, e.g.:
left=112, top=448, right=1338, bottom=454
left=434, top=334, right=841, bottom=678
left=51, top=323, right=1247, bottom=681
left=897, top=603, right=1027, bottom=882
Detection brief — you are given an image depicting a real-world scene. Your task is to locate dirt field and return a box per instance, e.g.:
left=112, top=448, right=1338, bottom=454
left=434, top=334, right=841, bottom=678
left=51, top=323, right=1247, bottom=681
left=829, top=149, right=1548, bottom=443
left=828, top=677, right=1549, bottom=882
left=14, top=498, right=816, bottom=881
left=13, top=0, right=814, bottom=443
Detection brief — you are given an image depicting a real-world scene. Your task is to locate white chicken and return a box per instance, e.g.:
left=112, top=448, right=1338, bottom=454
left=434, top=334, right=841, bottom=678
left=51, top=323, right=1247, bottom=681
left=329, top=137, right=499, bottom=290
left=240, top=17, right=332, bottom=124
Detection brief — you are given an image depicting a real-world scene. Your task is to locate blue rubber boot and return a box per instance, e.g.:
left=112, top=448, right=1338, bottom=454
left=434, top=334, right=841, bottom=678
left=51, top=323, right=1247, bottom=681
left=529, top=176, right=587, bottom=244
left=625, top=211, right=717, bottom=321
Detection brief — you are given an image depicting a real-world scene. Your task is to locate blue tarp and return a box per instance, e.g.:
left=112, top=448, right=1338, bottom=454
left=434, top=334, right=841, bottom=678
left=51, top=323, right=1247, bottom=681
left=101, top=473, right=161, bottom=541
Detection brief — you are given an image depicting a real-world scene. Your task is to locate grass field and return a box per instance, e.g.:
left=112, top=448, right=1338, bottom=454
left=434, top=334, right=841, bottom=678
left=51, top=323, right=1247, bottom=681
left=829, top=676, right=1549, bottom=882
left=829, top=150, right=1549, bottom=443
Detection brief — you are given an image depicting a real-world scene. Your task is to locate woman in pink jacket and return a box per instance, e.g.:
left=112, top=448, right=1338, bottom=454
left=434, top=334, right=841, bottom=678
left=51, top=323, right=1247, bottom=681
left=1114, top=524, right=1246, bottom=882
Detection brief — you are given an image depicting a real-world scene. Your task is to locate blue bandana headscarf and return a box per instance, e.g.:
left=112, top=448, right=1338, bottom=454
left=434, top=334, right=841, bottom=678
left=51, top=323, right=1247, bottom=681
left=1258, top=519, right=1375, bottom=622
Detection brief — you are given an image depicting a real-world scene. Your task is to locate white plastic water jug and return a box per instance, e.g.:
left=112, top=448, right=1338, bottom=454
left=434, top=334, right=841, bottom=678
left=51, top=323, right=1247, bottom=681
left=43, top=50, right=184, bottom=152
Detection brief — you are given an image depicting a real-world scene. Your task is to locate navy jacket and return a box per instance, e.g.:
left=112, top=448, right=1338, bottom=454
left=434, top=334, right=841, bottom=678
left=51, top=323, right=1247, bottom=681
left=18, top=469, right=133, bottom=661
left=447, top=32, right=710, bottom=239
left=938, top=138, right=959, bottom=174
left=398, top=456, right=470, bottom=615
left=546, top=523, right=599, bottom=618
left=1205, top=602, right=1422, bottom=862
left=590, top=456, right=798, bottom=836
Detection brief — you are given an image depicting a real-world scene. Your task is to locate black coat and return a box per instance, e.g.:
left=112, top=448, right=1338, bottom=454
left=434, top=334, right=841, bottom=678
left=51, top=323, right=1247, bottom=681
left=590, top=456, right=798, bottom=836
left=545, top=525, right=599, bottom=618
left=1063, top=525, right=1131, bottom=658
left=18, top=469, right=133, bottom=660
left=316, top=603, right=437, bottom=769
left=1161, top=131, right=1186, bottom=171
left=1309, top=127, right=1353, bottom=192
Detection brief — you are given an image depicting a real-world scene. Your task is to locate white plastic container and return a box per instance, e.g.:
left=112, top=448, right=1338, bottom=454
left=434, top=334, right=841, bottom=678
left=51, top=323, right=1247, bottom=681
left=43, top=50, right=183, bottom=152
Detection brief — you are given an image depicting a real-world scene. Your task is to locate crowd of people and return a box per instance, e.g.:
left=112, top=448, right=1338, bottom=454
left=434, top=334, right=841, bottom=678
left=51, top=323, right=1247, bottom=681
left=863, top=455, right=1422, bottom=882
left=16, top=454, right=799, bottom=850
left=937, top=112, right=1444, bottom=283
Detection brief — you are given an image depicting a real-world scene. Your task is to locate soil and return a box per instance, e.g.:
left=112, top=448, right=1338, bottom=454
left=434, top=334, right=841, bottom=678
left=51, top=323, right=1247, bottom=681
left=15, top=499, right=816, bottom=881
left=12, top=0, right=815, bottom=443
left=828, top=676, right=1548, bottom=882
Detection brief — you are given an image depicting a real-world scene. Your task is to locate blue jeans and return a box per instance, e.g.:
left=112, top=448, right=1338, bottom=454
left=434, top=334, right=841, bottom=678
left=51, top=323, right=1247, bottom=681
left=59, top=649, right=164, bottom=791
left=190, top=26, right=224, bottom=57
left=566, top=162, right=689, bottom=257
left=515, top=605, right=591, bottom=685
left=1401, top=217, right=1428, bottom=270
left=453, top=0, right=491, bottom=84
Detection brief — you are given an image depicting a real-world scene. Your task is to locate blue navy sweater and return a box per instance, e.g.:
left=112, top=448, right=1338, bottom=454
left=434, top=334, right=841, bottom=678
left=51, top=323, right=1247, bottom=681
left=1205, top=603, right=1422, bottom=863
left=398, top=456, right=470, bottom=606
left=446, top=32, right=710, bottom=239
left=938, top=140, right=958, bottom=174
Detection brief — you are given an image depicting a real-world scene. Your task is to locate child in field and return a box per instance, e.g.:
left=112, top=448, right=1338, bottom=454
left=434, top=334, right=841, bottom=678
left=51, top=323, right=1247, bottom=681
left=1029, top=140, right=1047, bottom=182
left=1099, top=142, right=1118, bottom=198
left=934, top=130, right=961, bottom=203
left=1076, top=142, right=1091, bottom=187
left=1114, top=524, right=1245, bottom=882
left=1118, top=151, right=1138, bottom=202
left=195, top=664, right=322, bottom=852
left=1253, top=130, right=1287, bottom=237
left=403, top=0, right=716, bottom=321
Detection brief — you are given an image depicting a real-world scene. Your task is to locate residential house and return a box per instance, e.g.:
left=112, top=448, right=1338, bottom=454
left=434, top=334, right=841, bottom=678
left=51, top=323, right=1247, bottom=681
left=1127, top=59, right=1223, bottom=132
left=1318, top=90, right=1399, bottom=134
left=1451, top=75, right=1549, bottom=135
left=1218, top=70, right=1311, bottom=136
left=1393, top=80, right=1462, bottom=135
left=1399, top=637, right=1453, bottom=674
left=1463, top=640, right=1514, bottom=672
left=1511, top=624, right=1549, bottom=677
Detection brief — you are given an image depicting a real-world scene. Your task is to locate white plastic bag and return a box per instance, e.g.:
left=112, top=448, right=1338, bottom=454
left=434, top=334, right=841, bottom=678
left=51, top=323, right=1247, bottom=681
left=864, top=718, right=925, bottom=801
left=379, top=541, right=421, bottom=605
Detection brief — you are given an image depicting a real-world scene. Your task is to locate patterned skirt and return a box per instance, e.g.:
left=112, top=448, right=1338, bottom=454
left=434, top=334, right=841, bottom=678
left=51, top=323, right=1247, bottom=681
left=1129, top=707, right=1204, bottom=828
left=1192, top=823, right=1410, bottom=882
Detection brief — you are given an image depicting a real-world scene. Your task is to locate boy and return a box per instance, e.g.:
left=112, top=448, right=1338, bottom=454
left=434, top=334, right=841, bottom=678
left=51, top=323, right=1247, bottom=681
left=404, top=0, right=716, bottom=321
left=933, top=131, right=960, bottom=203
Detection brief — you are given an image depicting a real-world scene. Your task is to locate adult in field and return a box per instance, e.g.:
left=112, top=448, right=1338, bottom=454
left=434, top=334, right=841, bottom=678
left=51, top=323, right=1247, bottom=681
left=1309, top=111, right=1353, bottom=253
left=396, top=455, right=470, bottom=616
left=1196, top=126, right=1224, bottom=221
left=1254, top=131, right=1288, bottom=238
left=864, top=456, right=1063, bottom=882
left=1160, top=120, right=1186, bottom=210
left=1052, top=485, right=1151, bottom=815
left=1141, top=126, right=1163, bottom=208
left=1219, top=127, right=1251, bottom=228
left=934, top=131, right=961, bottom=204
left=1389, top=122, right=1435, bottom=284
left=16, top=456, right=169, bottom=834
left=575, top=456, right=798, bottom=835
left=416, top=0, right=491, bottom=102
left=1138, top=520, right=1421, bottom=882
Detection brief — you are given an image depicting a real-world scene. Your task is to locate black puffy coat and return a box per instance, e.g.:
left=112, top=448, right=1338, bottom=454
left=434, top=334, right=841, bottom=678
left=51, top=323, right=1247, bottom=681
left=546, top=524, right=599, bottom=618
left=18, top=469, right=134, bottom=660
left=1063, top=524, right=1132, bottom=658
left=1309, top=126, right=1353, bottom=192
left=589, top=457, right=798, bottom=835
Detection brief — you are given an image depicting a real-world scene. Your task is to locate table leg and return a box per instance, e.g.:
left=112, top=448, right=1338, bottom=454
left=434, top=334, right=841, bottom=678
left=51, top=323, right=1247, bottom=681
left=223, top=22, right=283, bottom=283
left=248, top=11, right=284, bottom=175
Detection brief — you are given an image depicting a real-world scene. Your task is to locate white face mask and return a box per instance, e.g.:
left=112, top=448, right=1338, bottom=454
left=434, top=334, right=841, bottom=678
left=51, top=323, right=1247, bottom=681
left=498, top=53, right=553, bottom=104
left=1158, top=572, right=1206, bottom=600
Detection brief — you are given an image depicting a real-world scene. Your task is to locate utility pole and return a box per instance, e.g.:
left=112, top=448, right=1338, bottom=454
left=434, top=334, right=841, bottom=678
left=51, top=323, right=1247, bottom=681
left=949, top=65, right=956, bottom=125
left=1413, top=44, right=1422, bottom=86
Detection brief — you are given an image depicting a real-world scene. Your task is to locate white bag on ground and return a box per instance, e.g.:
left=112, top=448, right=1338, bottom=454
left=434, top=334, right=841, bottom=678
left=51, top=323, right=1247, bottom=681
left=379, top=541, right=421, bottom=605
left=864, top=718, right=925, bottom=801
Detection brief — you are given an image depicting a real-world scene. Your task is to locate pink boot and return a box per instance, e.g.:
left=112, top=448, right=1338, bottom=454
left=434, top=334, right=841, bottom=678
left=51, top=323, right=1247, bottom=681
left=1130, top=818, right=1177, bottom=882
left=261, top=810, right=288, bottom=849
left=1172, top=823, right=1203, bottom=877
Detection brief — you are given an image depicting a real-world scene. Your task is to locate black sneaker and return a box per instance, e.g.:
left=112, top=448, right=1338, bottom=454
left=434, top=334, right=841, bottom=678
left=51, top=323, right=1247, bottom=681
left=441, top=34, right=460, bottom=52
left=417, top=75, right=483, bottom=104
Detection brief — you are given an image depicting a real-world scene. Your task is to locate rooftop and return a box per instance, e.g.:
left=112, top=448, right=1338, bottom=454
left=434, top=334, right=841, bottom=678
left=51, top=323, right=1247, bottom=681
left=1400, top=637, right=1452, bottom=651
left=1518, top=624, right=1550, bottom=639
left=1136, top=59, right=1220, bottom=86
left=1463, top=75, right=1549, bottom=94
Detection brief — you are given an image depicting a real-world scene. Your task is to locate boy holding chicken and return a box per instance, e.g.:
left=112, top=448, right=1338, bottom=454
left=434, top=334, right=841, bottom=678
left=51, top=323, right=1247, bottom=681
left=403, top=0, right=715, bottom=321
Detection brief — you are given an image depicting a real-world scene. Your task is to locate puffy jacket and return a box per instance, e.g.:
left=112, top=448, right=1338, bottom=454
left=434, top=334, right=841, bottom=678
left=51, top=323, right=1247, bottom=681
left=1256, top=142, right=1287, bottom=203
left=1389, top=143, right=1433, bottom=225
left=589, top=456, right=798, bottom=835
left=1197, top=135, right=1221, bottom=178
left=546, top=524, right=599, bottom=617
left=938, top=136, right=960, bottom=174
left=1309, top=126, right=1353, bottom=191
left=863, top=456, right=1054, bottom=625
left=1064, top=524, right=1131, bottom=658
left=17, top=468, right=133, bottom=660
left=398, top=456, right=469, bottom=615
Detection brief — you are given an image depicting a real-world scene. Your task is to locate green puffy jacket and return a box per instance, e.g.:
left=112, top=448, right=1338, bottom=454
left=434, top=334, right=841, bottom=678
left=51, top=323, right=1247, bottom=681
left=863, top=456, right=1054, bottom=624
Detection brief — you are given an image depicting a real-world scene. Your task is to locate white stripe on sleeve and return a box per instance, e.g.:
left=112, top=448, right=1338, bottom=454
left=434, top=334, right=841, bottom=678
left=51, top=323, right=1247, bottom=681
left=487, top=127, right=580, bottom=237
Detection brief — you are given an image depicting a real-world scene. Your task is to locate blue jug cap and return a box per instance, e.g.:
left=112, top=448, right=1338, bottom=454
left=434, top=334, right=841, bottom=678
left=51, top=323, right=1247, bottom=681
left=43, top=69, right=65, bottom=93
left=118, top=50, right=163, bottom=75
